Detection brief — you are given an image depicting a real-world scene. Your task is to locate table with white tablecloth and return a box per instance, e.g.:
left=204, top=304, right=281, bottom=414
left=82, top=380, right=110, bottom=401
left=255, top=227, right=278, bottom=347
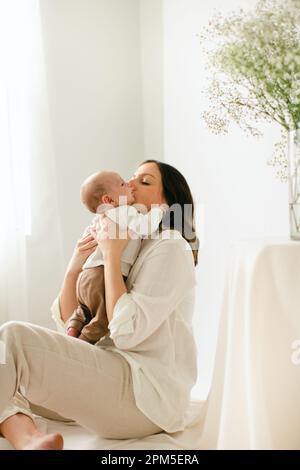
left=197, top=238, right=300, bottom=450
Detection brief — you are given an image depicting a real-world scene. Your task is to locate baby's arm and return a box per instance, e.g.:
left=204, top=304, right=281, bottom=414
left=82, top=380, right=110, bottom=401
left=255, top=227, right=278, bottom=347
left=82, top=214, right=101, bottom=237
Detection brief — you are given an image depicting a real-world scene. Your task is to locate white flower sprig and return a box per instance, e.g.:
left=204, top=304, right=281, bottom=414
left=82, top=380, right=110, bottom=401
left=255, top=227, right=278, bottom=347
left=199, top=0, right=300, bottom=180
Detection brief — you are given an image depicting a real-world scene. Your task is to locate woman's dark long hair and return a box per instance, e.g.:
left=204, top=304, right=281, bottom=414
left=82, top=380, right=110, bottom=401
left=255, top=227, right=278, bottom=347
left=140, top=160, right=199, bottom=266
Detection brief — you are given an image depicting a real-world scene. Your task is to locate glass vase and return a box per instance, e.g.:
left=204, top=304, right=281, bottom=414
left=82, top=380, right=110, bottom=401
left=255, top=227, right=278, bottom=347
left=288, top=129, right=300, bottom=240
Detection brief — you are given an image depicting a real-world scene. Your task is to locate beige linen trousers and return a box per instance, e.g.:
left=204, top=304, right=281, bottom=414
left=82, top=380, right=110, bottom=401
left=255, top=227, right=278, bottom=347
left=0, top=321, right=162, bottom=439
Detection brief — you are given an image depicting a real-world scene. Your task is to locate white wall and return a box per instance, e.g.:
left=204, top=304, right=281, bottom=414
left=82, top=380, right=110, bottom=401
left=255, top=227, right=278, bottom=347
left=163, top=0, right=289, bottom=399
left=39, top=0, right=144, bottom=264
left=140, top=0, right=164, bottom=160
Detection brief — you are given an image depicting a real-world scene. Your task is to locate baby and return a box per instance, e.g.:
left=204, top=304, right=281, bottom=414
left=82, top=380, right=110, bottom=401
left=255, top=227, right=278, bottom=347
left=66, top=170, right=166, bottom=344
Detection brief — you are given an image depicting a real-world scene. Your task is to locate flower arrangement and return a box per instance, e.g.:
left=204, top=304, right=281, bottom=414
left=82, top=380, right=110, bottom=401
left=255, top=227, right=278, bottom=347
left=199, top=0, right=300, bottom=181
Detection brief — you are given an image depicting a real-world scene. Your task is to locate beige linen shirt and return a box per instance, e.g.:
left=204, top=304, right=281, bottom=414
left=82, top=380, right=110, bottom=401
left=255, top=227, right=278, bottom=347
left=51, top=230, right=198, bottom=433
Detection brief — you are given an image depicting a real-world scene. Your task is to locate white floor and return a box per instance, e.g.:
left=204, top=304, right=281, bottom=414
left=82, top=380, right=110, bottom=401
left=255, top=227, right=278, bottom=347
left=0, top=401, right=205, bottom=450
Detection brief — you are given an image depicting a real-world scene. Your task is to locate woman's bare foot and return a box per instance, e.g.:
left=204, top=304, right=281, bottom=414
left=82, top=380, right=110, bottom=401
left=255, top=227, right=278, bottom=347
left=22, top=431, right=64, bottom=450
left=0, top=413, right=64, bottom=450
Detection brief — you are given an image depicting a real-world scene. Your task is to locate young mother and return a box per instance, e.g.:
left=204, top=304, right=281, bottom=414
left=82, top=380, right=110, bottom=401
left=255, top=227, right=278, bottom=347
left=0, top=160, right=199, bottom=450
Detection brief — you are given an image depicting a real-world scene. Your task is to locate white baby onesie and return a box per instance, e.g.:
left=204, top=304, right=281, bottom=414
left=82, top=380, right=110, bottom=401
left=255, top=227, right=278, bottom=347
left=82, top=205, right=165, bottom=276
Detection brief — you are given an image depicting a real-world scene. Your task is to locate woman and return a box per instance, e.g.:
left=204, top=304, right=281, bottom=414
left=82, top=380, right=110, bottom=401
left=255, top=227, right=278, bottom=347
left=0, top=160, right=199, bottom=450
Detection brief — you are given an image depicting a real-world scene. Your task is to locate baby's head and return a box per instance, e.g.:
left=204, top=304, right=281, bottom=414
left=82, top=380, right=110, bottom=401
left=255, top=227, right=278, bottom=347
left=80, top=171, right=134, bottom=213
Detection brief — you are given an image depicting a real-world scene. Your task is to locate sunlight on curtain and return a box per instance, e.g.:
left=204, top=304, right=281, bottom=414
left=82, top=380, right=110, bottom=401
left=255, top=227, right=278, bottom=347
left=0, top=89, right=31, bottom=235
left=0, top=1, right=35, bottom=322
left=0, top=0, right=64, bottom=325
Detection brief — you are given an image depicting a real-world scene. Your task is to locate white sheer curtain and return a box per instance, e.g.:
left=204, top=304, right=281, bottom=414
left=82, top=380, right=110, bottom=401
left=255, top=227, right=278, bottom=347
left=0, top=0, right=64, bottom=326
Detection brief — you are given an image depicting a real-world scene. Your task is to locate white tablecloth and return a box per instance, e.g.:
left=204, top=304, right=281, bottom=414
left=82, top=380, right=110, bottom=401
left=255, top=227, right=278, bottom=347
left=197, top=239, right=300, bottom=450
left=1, top=238, right=299, bottom=450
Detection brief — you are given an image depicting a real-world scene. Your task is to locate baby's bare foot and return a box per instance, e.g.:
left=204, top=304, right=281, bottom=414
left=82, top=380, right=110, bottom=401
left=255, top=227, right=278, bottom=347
left=67, top=327, right=79, bottom=337
left=22, top=432, right=64, bottom=450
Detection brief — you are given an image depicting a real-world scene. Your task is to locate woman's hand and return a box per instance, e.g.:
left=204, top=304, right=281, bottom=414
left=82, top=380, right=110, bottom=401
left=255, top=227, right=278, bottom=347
left=90, top=216, right=130, bottom=261
left=66, top=233, right=98, bottom=275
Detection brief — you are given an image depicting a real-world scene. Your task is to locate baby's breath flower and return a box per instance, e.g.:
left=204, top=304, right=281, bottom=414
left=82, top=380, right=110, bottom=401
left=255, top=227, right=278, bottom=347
left=200, top=0, right=300, bottom=180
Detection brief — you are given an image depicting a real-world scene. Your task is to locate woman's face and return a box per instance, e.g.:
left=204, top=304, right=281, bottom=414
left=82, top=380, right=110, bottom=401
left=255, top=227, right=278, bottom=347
left=128, top=162, right=166, bottom=210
